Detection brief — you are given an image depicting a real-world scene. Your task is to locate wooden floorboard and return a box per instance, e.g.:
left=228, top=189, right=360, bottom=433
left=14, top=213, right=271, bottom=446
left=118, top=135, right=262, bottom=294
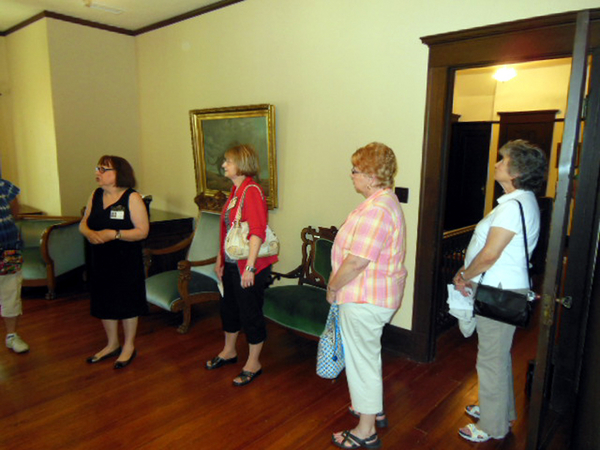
left=0, top=285, right=537, bottom=449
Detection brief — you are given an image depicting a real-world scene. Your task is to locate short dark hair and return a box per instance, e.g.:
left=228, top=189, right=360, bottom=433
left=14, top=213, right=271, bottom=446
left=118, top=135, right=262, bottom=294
left=500, top=140, right=548, bottom=193
left=97, top=155, right=136, bottom=188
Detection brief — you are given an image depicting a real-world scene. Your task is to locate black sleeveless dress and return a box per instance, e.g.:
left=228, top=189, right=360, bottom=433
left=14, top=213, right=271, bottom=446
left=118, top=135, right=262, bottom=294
left=87, top=188, right=147, bottom=320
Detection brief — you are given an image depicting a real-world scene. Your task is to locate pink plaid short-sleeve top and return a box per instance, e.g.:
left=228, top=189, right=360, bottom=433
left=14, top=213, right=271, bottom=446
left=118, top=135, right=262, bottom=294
left=332, top=188, right=407, bottom=309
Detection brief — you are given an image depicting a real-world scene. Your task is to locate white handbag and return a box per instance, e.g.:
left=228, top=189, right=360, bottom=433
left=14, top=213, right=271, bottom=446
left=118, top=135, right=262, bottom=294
left=224, top=184, right=280, bottom=261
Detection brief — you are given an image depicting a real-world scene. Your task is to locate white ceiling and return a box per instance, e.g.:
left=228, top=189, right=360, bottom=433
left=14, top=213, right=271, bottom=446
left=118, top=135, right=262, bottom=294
left=0, top=0, right=229, bottom=33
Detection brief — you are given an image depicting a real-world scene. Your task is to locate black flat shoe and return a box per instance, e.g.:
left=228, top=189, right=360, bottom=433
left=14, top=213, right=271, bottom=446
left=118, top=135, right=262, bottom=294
left=205, top=355, right=238, bottom=370
left=114, top=350, right=137, bottom=369
left=86, top=347, right=122, bottom=364
left=232, top=369, right=262, bottom=387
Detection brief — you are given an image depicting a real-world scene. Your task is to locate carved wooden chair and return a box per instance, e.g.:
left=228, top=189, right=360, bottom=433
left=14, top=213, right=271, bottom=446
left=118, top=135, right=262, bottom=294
left=264, top=225, right=338, bottom=338
left=144, top=209, right=221, bottom=333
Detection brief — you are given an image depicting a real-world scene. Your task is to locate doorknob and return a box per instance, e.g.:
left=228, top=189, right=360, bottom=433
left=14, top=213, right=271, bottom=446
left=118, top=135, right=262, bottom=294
left=542, top=294, right=573, bottom=326
left=556, top=296, right=573, bottom=308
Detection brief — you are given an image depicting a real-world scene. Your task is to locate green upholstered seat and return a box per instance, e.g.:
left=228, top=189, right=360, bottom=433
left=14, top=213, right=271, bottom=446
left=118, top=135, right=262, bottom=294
left=144, top=211, right=221, bottom=333
left=313, top=238, right=333, bottom=283
left=18, top=217, right=85, bottom=299
left=263, top=226, right=337, bottom=338
left=21, top=248, right=47, bottom=281
left=264, top=285, right=330, bottom=337
left=146, top=270, right=218, bottom=311
left=20, top=219, right=63, bottom=247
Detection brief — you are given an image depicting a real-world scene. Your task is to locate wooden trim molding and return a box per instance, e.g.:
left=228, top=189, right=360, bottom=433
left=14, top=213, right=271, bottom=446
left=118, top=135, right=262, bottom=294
left=1, top=0, right=245, bottom=37
left=3, top=11, right=134, bottom=36
left=134, top=0, right=245, bottom=35
left=382, top=324, right=428, bottom=359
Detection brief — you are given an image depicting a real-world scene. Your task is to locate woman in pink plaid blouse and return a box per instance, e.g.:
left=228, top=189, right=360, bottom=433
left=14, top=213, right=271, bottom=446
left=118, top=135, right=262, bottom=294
left=328, top=142, right=407, bottom=450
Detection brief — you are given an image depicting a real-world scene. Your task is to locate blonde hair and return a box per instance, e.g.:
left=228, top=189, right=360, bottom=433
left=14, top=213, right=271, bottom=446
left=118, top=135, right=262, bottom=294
left=351, top=142, right=397, bottom=189
left=224, top=144, right=260, bottom=178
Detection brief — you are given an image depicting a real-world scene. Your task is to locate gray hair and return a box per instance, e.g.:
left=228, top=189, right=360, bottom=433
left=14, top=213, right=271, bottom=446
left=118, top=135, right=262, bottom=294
left=500, top=140, right=548, bottom=193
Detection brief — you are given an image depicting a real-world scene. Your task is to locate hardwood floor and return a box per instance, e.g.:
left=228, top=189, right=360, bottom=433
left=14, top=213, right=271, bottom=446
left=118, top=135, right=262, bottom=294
left=1, top=285, right=537, bottom=449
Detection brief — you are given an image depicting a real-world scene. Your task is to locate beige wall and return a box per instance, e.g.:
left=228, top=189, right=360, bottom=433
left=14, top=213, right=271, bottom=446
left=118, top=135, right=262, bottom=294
left=2, top=19, right=140, bottom=216
left=5, top=20, right=61, bottom=214
left=135, top=0, right=597, bottom=329
left=454, top=59, right=572, bottom=122
left=0, top=36, right=17, bottom=183
left=2, top=0, right=598, bottom=330
left=46, top=19, right=140, bottom=216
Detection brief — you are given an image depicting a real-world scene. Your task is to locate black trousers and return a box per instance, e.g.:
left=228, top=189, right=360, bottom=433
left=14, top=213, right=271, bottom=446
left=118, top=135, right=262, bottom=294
left=220, top=262, right=271, bottom=345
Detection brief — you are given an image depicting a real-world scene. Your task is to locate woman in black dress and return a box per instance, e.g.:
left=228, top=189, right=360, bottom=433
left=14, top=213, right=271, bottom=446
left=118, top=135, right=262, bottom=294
left=80, top=156, right=149, bottom=369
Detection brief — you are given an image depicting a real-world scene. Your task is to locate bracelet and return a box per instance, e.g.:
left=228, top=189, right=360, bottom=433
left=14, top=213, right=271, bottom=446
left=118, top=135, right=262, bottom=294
left=459, top=271, right=466, bottom=281
left=245, top=266, right=256, bottom=273
left=115, top=230, right=121, bottom=240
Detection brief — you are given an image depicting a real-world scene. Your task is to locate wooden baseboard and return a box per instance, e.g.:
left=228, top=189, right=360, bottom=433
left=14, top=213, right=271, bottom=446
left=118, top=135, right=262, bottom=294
left=382, top=323, right=432, bottom=363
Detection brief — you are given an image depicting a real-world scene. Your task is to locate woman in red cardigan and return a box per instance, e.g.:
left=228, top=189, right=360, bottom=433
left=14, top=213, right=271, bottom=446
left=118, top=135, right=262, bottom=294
left=205, top=144, right=278, bottom=387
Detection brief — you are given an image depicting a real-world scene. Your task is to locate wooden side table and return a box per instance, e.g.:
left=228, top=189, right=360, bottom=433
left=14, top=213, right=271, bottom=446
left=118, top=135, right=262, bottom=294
left=145, top=210, right=195, bottom=276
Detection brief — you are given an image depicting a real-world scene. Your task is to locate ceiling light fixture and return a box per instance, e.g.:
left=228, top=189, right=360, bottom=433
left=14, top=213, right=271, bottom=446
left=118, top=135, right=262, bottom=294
left=82, top=0, right=124, bottom=15
left=493, top=66, right=517, bottom=82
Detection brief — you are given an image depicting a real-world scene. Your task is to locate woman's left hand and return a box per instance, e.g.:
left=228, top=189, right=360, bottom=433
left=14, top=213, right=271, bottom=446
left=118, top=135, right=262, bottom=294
left=241, top=270, right=255, bottom=289
left=87, top=229, right=116, bottom=244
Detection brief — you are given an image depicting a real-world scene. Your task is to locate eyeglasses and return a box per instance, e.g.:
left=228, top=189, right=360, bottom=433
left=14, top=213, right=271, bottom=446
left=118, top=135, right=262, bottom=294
left=96, top=166, right=116, bottom=174
left=351, top=168, right=365, bottom=175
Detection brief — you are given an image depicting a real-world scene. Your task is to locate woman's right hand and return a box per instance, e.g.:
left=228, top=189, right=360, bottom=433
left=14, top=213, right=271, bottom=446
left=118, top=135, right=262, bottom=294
left=326, top=287, right=337, bottom=304
left=453, top=268, right=472, bottom=297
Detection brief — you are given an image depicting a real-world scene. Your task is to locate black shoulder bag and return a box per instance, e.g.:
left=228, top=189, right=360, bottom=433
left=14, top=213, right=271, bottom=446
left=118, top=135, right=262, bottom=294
left=473, top=200, right=534, bottom=328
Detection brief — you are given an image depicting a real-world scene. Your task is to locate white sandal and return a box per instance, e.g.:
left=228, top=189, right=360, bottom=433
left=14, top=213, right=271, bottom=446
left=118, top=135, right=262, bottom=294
left=458, top=424, right=491, bottom=443
left=465, top=404, right=480, bottom=420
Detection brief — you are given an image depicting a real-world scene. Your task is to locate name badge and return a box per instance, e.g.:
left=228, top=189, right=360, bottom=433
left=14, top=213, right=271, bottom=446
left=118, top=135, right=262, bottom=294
left=110, top=205, right=125, bottom=220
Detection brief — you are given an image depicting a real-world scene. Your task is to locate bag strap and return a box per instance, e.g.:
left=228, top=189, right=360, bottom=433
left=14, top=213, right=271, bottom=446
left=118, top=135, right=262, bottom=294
left=234, top=183, right=264, bottom=223
left=478, top=199, right=532, bottom=290
left=515, top=200, right=533, bottom=290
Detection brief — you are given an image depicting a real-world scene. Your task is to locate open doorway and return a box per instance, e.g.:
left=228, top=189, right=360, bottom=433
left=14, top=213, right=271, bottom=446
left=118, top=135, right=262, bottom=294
left=436, top=59, right=572, bottom=335
left=413, top=9, right=600, bottom=364
left=417, top=9, right=600, bottom=450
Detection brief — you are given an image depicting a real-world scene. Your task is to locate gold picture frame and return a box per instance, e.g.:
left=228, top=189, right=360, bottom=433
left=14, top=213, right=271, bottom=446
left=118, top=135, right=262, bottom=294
left=190, top=104, right=277, bottom=212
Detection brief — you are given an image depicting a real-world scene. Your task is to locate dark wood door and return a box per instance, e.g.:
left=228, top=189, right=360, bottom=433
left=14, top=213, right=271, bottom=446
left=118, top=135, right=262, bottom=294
left=495, top=110, right=557, bottom=200
left=527, top=11, right=595, bottom=449
left=497, top=110, right=557, bottom=159
left=444, top=122, right=492, bottom=231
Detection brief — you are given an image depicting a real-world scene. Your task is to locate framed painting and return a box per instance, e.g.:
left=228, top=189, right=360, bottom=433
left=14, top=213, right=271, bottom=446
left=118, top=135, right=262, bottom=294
left=190, top=104, right=277, bottom=212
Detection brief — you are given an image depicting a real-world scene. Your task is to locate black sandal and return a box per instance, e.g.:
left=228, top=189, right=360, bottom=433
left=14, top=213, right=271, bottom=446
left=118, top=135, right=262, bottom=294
left=332, top=431, right=382, bottom=449
left=205, top=355, right=238, bottom=370
left=232, top=369, right=262, bottom=386
left=348, top=407, right=389, bottom=428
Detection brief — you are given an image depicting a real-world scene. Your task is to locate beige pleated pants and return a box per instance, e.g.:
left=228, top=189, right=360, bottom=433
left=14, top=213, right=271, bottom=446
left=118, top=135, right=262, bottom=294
left=339, top=302, right=396, bottom=415
left=475, top=314, right=518, bottom=438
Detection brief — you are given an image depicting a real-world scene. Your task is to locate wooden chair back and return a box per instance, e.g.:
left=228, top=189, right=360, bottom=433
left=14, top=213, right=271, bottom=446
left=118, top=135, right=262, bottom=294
left=297, top=226, right=338, bottom=289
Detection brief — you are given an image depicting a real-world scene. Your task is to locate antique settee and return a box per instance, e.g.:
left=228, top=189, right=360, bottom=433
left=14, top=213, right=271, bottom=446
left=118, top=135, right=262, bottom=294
left=263, top=225, right=337, bottom=338
left=18, top=215, right=86, bottom=299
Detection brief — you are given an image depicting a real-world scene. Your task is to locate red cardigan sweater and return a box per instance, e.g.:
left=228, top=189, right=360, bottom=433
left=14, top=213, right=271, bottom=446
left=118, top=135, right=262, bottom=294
left=219, top=177, right=278, bottom=275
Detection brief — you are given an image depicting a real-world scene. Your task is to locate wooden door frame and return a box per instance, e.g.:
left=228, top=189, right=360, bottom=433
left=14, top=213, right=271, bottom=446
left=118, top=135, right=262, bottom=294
left=413, top=9, right=600, bottom=363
